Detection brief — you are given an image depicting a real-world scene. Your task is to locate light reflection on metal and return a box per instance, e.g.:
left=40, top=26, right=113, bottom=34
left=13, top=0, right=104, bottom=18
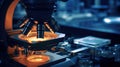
left=26, top=30, right=32, bottom=37
left=19, top=31, right=58, bottom=43
left=44, top=22, right=55, bottom=34
left=104, top=18, right=111, bottom=23
left=27, top=37, right=48, bottom=43
left=104, top=17, right=120, bottom=24
left=60, top=13, right=93, bottom=21
left=19, top=18, right=29, bottom=28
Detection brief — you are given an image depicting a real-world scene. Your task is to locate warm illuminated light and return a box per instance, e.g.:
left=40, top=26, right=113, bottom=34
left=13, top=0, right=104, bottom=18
left=18, top=32, right=58, bottom=43
left=27, top=55, right=50, bottom=63
left=27, top=37, right=48, bottom=43
left=44, top=22, right=54, bottom=34
left=26, top=30, right=32, bottom=37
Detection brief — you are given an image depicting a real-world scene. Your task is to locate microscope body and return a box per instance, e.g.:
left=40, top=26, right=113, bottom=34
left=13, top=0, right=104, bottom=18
left=0, top=0, right=68, bottom=52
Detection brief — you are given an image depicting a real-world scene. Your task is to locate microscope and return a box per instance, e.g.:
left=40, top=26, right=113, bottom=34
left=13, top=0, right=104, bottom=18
left=0, top=0, right=68, bottom=67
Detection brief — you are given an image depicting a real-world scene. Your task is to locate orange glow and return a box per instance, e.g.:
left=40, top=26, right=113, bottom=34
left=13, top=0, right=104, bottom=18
left=34, top=21, right=38, bottom=24
left=27, top=37, right=48, bottom=43
left=5, top=0, right=20, bottom=31
left=18, top=31, right=58, bottom=43
left=44, top=22, right=54, bottom=34
left=27, top=55, right=50, bottom=63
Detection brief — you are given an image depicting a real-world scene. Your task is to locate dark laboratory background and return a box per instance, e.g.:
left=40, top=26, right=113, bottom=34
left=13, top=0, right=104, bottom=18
left=0, top=0, right=120, bottom=67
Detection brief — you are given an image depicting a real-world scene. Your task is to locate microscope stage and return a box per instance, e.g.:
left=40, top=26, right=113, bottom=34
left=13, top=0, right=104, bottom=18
left=10, top=32, right=65, bottom=50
